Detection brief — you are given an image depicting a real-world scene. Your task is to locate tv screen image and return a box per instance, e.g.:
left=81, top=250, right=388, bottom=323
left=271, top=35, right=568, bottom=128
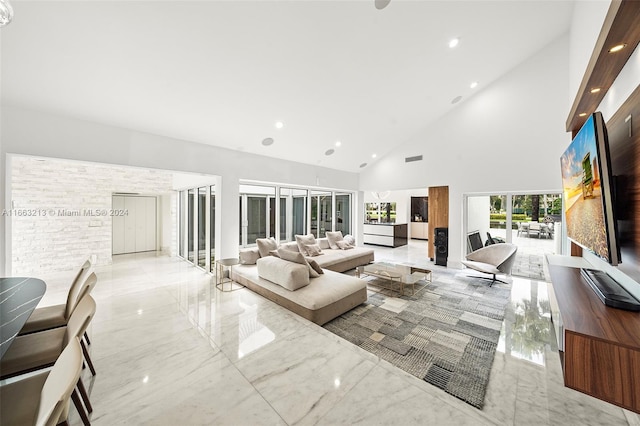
left=560, top=112, right=620, bottom=265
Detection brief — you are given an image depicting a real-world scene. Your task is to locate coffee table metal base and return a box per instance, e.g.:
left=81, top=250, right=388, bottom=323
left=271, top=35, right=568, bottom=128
left=357, top=262, right=432, bottom=297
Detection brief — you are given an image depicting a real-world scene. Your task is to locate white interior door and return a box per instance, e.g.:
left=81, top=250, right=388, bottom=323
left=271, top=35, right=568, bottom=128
left=113, top=195, right=157, bottom=255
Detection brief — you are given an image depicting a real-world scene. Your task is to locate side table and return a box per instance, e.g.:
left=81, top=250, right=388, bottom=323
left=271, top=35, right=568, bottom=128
left=215, top=258, right=244, bottom=292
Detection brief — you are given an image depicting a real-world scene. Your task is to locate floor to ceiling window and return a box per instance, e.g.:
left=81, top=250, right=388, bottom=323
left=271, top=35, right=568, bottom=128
left=178, top=182, right=216, bottom=273
left=239, top=185, right=275, bottom=246
left=197, top=186, right=207, bottom=268
left=238, top=183, right=352, bottom=247
left=209, top=185, right=216, bottom=273
left=178, top=191, right=185, bottom=258
left=310, top=190, right=332, bottom=238
left=335, top=193, right=352, bottom=235
left=188, top=188, right=195, bottom=263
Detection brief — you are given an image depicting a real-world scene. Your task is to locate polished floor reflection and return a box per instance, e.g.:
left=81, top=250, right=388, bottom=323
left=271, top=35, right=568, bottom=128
left=24, top=241, right=640, bottom=425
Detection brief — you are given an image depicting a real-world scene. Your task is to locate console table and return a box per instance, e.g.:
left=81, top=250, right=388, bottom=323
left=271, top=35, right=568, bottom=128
left=547, top=256, right=640, bottom=414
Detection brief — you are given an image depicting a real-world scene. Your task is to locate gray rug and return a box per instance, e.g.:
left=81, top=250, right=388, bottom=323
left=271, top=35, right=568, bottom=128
left=324, top=269, right=511, bottom=409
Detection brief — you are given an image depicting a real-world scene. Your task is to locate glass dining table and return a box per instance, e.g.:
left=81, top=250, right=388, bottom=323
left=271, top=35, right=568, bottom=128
left=0, top=277, right=47, bottom=359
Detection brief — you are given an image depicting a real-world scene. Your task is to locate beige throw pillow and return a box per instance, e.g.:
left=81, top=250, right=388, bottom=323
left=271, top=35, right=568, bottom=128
left=239, top=247, right=260, bottom=265
left=336, top=240, right=354, bottom=250
left=326, top=231, right=344, bottom=249
left=295, top=234, right=317, bottom=256
left=256, top=237, right=278, bottom=258
left=306, top=258, right=324, bottom=274
left=305, top=244, right=323, bottom=256
left=277, top=247, right=320, bottom=278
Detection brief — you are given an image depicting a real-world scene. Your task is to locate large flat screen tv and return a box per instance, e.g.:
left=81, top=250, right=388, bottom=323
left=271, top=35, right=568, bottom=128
left=560, top=112, right=620, bottom=265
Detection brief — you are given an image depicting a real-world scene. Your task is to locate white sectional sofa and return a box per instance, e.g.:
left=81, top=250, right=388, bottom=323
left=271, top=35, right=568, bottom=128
left=231, top=234, right=374, bottom=325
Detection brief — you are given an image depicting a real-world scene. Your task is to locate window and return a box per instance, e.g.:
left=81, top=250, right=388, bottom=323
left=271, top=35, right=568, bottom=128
left=209, top=185, right=215, bottom=272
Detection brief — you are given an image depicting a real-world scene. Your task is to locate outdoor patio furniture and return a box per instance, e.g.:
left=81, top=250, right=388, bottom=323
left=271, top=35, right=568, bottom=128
left=528, top=222, right=541, bottom=238
left=517, top=222, right=529, bottom=237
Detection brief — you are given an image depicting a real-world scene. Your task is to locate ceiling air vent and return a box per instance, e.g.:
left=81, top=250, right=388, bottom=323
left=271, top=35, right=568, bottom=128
left=405, top=155, right=423, bottom=163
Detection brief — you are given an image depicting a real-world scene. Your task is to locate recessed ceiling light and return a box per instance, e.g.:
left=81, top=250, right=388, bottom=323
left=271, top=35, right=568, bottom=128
left=578, top=113, right=587, bottom=117
left=325, top=149, right=335, bottom=156
left=374, top=0, right=391, bottom=10
left=274, top=121, right=284, bottom=129
left=608, top=43, right=626, bottom=53
left=359, top=163, right=368, bottom=168
left=449, top=38, right=459, bottom=48
left=261, top=137, right=274, bottom=146
left=451, top=95, right=463, bottom=104
left=335, top=141, right=342, bottom=147
left=590, top=87, right=601, bottom=94
left=470, top=81, right=478, bottom=89
left=372, top=153, right=377, bottom=159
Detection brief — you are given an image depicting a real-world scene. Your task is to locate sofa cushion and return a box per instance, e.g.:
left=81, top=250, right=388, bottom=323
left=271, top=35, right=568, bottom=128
left=317, top=238, right=331, bottom=250
left=344, top=234, right=356, bottom=246
left=256, top=237, right=278, bottom=258
left=277, top=247, right=320, bottom=278
left=326, top=231, right=344, bottom=249
left=257, top=257, right=310, bottom=291
left=280, top=241, right=300, bottom=252
left=239, top=247, right=260, bottom=265
left=295, top=234, right=317, bottom=255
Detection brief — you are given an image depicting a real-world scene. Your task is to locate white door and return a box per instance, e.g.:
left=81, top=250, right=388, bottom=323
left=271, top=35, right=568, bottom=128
left=112, top=195, right=157, bottom=254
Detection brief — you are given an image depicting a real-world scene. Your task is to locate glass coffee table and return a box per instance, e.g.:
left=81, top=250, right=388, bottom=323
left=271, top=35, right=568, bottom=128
left=356, top=262, right=432, bottom=296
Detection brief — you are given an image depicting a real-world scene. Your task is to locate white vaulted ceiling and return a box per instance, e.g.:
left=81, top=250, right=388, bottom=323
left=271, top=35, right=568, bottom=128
left=1, top=0, right=575, bottom=172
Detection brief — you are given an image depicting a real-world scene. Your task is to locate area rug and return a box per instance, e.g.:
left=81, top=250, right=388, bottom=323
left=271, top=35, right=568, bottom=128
left=324, top=269, right=511, bottom=409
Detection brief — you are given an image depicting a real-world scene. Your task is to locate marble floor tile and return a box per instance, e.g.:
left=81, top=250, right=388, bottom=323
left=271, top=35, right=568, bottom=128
left=20, top=244, right=638, bottom=426
left=234, top=328, right=378, bottom=425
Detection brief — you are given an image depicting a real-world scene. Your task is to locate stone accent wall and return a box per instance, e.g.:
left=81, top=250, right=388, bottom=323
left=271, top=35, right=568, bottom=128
left=10, top=156, right=175, bottom=275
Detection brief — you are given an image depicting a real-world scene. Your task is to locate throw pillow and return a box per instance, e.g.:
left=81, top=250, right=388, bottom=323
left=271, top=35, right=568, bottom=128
left=269, top=250, right=280, bottom=257
left=306, top=258, right=324, bottom=274
left=326, top=231, right=344, bottom=249
left=256, top=237, right=278, bottom=258
left=239, top=247, right=260, bottom=265
left=343, top=234, right=356, bottom=246
left=336, top=240, right=354, bottom=250
left=305, top=244, right=323, bottom=256
left=295, top=234, right=317, bottom=256
left=277, top=247, right=320, bottom=278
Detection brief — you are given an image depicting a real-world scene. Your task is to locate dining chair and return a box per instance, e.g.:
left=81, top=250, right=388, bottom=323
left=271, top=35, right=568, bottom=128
left=20, top=258, right=95, bottom=336
left=1, top=294, right=97, bottom=425
left=0, top=337, right=83, bottom=426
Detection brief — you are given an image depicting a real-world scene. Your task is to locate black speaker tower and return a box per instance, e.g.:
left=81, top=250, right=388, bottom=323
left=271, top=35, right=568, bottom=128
left=434, top=227, right=448, bottom=266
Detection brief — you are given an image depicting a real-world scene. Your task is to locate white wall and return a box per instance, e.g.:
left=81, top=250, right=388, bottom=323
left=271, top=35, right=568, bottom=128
left=8, top=155, right=175, bottom=275
left=359, top=35, right=570, bottom=268
left=1, top=106, right=360, bottom=265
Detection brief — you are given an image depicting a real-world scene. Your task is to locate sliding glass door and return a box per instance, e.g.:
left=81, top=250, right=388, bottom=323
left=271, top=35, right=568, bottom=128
left=335, top=193, right=351, bottom=235
left=310, top=190, right=332, bottom=238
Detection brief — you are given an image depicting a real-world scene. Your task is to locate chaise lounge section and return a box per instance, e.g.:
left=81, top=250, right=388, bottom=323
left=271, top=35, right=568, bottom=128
left=231, top=233, right=373, bottom=325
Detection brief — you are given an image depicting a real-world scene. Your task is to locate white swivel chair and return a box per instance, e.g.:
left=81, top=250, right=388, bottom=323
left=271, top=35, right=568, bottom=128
left=462, top=243, right=518, bottom=286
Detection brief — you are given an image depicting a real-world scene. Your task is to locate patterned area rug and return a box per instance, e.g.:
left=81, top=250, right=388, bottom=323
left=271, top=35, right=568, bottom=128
left=324, top=269, right=511, bottom=409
